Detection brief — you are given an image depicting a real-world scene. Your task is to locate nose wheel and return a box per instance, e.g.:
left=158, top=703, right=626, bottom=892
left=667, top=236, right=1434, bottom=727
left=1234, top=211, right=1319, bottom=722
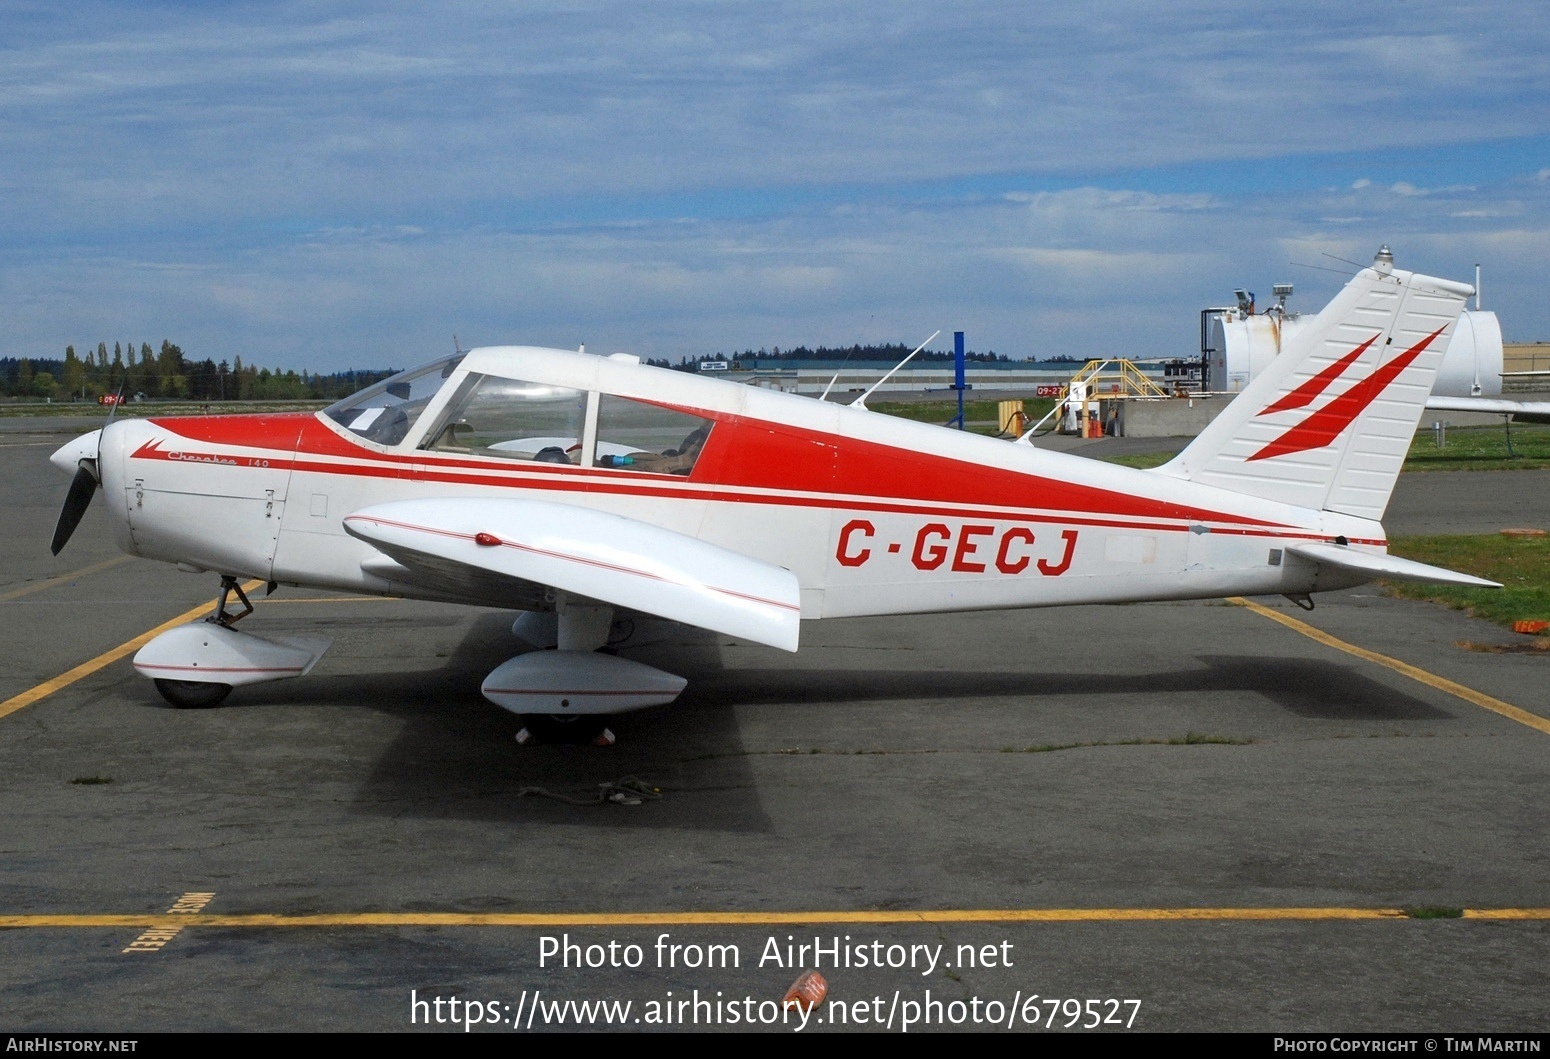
left=153, top=679, right=233, bottom=709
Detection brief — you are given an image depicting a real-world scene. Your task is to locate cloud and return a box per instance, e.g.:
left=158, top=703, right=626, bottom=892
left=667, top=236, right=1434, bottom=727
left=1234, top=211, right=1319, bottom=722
left=3, top=2, right=1549, bottom=364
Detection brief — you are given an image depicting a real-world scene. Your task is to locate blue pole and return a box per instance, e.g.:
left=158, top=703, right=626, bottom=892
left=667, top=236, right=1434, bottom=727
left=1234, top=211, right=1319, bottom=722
left=953, top=331, right=966, bottom=430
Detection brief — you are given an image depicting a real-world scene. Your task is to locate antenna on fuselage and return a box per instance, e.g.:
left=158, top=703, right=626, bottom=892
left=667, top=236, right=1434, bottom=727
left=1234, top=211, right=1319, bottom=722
left=849, top=330, right=941, bottom=410
left=453, top=334, right=463, bottom=355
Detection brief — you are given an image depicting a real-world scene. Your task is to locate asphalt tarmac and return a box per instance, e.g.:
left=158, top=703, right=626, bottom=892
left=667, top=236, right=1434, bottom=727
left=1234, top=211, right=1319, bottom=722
left=2, top=418, right=1549, bottom=1034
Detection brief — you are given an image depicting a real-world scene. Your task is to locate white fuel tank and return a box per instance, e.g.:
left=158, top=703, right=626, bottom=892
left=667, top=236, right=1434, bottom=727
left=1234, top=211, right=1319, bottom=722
left=1208, top=309, right=1501, bottom=398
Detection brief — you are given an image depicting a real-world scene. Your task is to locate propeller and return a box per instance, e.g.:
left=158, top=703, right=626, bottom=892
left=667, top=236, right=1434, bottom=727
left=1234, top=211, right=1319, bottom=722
left=49, top=385, right=122, bottom=556
left=50, top=458, right=100, bottom=555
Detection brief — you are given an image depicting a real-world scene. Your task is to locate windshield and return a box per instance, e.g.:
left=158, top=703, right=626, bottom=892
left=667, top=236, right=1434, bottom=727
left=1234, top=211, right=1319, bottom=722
left=323, top=354, right=464, bottom=446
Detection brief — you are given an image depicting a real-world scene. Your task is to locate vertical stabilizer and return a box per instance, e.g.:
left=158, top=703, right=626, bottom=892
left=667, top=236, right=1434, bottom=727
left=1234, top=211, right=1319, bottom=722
left=1158, top=249, right=1473, bottom=519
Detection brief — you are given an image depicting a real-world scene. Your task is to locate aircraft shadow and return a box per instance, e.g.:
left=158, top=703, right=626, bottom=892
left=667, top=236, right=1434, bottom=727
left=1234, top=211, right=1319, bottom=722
left=675, top=655, right=1450, bottom=722
left=226, top=612, right=775, bottom=832
left=220, top=612, right=1445, bottom=831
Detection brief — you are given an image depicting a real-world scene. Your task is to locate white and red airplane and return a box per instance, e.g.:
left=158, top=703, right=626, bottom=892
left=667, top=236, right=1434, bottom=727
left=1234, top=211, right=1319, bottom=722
left=48, top=248, right=1496, bottom=739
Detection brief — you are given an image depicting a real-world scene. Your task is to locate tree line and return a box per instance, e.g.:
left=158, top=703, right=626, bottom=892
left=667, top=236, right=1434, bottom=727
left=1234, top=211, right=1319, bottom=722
left=0, top=341, right=399, bottom=403
left=673, top=343, right=1015, bottom=369
left=3, top=338, right=1050, bottom=402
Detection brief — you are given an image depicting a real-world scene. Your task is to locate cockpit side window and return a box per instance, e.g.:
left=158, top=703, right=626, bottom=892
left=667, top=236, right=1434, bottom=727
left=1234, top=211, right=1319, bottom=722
left=594, top=395, right=713, bottom=476
left=324, top=355, right=463, bottom=447
left=422, top=373, right=588, bottom=464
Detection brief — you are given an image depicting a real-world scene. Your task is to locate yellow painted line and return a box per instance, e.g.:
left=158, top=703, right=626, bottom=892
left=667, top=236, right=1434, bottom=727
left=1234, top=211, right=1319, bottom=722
left=1462, top=908, right=1550, bottom=920
left=0, top=580, right=264, bottom=721
left=1230, top=596, right=1550, bottom=737
left=0, top=907, right=1448, bottom=929
left=0, top=556, right=133, bottom=602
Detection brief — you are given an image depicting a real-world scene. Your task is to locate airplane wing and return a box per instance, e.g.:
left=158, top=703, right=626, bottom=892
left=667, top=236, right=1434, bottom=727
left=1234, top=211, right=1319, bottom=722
left=1425, top=396, right=1550, bottom=417
left=1284, top=542, right=1500, bottom=587
left=342, top=497, right=802, bottom=651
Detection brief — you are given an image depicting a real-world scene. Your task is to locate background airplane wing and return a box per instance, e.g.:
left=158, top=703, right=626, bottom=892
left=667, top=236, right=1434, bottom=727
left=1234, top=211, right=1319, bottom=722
left=1425, top=395, right=1550, bottom=417
left=343, top=497, right=802, bottom=651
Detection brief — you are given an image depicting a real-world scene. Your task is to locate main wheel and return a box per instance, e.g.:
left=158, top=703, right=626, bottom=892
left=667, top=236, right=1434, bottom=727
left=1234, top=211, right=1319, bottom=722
left=153, top=679, right=233, bottom=709
left=518, top=713, right=609, bottom=744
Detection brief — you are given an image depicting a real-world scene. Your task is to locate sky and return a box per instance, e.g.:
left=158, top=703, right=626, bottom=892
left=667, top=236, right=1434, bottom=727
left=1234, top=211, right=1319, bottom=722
left=3, top=0, right=1548, bottom=373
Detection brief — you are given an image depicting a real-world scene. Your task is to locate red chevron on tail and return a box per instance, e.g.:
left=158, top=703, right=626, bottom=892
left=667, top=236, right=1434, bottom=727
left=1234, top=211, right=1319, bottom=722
left=1247, top=325, right=1449, bottom=463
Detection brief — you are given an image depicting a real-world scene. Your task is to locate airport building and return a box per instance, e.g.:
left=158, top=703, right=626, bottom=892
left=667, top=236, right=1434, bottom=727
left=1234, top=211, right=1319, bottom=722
left=699, top=358, right=1176, bottom=397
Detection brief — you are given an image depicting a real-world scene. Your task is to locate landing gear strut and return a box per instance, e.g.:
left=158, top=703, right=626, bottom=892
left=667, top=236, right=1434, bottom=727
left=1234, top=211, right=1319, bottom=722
left=209, top=575, right=254, bottom=628
left=490, top=594, right=681, bottom=746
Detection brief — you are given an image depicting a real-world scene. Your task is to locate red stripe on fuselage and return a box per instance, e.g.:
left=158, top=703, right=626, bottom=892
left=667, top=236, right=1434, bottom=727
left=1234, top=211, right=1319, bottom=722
left=150, top=409, right=1280, bottom=533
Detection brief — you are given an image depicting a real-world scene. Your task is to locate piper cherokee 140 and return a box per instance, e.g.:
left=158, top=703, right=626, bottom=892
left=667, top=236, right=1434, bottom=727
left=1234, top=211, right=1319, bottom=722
left=48, top=249, right=1497, bottom=739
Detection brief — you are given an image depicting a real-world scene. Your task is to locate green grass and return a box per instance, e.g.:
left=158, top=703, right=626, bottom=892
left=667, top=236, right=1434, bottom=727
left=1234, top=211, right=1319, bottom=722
left=1386, top=534, right=1550, bottom=632
left=868, top=398, right=1058, bottom=436
left=858, top=400, right=1550, bottom=472
left=1404, top=423, right=1550, bottom=471
left=856, top=400, right=1550, bottom=474
left=1101, top=424, right=1550, bottom=473
left=1100, top=451, right=1175, bottom=470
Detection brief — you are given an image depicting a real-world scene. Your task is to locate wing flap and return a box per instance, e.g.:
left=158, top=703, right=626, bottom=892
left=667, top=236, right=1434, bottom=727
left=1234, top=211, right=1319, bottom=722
left=344, top=498, right=802, bottom=651
left=1285, top=542, right=1500, bottom=588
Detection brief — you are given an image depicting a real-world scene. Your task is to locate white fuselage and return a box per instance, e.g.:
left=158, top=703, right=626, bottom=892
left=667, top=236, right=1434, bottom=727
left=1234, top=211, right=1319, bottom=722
left=92, top=346, right=1379, bottom=624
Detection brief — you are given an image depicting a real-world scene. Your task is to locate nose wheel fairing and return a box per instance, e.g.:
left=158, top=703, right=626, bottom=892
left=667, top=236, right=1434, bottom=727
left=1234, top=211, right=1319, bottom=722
left=133, top=623, right=333, bottom=697
left=134, top=579, right=331, bottom=704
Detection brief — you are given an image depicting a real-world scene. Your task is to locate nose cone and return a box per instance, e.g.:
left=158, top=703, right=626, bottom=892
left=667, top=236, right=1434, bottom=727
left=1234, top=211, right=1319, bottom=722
left=50, top=429, right=102, bottom=476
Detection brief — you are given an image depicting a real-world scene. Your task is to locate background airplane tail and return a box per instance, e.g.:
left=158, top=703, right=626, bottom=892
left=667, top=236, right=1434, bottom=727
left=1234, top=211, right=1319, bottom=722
left=1157, top=249, right=1474, bottom=520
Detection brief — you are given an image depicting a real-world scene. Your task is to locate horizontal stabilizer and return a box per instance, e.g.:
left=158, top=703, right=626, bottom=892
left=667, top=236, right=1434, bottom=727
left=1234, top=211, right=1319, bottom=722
left=344, top=497, right=802, bottom=651
left=1285, top=542, right=1500, bottom=587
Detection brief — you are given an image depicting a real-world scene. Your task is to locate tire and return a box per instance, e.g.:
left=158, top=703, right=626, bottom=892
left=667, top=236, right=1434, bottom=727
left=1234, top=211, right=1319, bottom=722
left=518, top=713, right=609, bottom=744
left=154, top=679, right=233, bottom=709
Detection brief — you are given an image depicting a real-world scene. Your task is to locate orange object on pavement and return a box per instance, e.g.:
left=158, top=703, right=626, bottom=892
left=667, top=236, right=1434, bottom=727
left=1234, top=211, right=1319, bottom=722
left=783, top=970, right=828, bottom=1011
